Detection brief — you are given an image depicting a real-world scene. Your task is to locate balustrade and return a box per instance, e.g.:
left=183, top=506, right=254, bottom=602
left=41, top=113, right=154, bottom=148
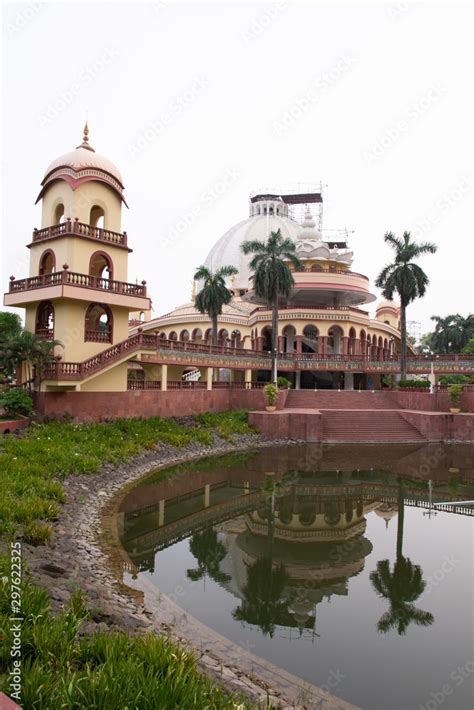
left=32, top=219, right=128, bottom=247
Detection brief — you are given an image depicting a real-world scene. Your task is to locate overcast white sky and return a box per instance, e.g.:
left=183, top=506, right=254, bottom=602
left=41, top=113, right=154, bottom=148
left=1, top=1, right=472, bottom=333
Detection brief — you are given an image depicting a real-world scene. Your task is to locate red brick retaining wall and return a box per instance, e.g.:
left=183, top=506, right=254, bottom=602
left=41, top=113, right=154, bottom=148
left=400, top=410, right=474, bottom=442
left=35, top=389, right=271, bottom=422
left=0, top=418, right=30, bottom=434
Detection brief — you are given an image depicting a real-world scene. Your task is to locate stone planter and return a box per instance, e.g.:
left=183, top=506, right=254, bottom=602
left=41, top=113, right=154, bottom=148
left=0, top=415, right=30, bottom=435
left=265, top=405, right=276, bottom=412
left=449, top=408, right=461, bottom=414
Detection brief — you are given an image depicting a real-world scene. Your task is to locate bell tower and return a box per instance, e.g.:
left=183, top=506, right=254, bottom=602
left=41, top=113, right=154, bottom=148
left=4, top=125, right=150, bottom=382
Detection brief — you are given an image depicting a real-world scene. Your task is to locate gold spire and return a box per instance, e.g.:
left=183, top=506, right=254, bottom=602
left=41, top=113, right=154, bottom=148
left=76, top=121, right=95, bottom=152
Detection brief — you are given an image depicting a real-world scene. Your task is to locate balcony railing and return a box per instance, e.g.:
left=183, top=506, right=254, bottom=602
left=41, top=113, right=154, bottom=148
left=9, top=270, right=147, bottom=297
left=127, top=380, right=162, bottom=390
left=31, top=218, right=128, bottom=248
left=35, top=328, right=54, bottom=341
left=40, top=332, right=474, bottom=382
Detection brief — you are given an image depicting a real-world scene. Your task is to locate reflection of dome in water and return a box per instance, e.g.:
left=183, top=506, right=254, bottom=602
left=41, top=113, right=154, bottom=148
left=374, top=503, right=398, bottom=528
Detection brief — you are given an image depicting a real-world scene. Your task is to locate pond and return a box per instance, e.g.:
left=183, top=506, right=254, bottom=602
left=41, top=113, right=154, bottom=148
left=114, top=444, right=474, bottom=710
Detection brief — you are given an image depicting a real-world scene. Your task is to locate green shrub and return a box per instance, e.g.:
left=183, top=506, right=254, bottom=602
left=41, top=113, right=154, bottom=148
left=0, top=388, right=34, bottom=417
left=263, top=382, right=279, bottom=406
left=448, top=384, right=463, bottom=408
left=398, top=379, right=430, bottom=389
left=276, top=376, right=291, bottom=388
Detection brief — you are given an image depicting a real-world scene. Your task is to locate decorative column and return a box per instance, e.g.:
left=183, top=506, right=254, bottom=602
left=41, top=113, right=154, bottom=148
left=256, top=336, right=264, bottom=351
left=161, top=364, right=168, bottom=391
left=319, top=336, right=328, bottom=356
left=158, top=499, right=165, bottom=527
left=278, top=335, right=285, bottom=353
left=344, top=372, right=354, bottom=390
left=296, top=336, right=303, bottom=354
left=342, top=337, right=349, bottom=356
left=295, top=371, right=301, bottom=390
left=244, top=368, right=252, bottom=388
left=206, top=367, right=213, bottom=390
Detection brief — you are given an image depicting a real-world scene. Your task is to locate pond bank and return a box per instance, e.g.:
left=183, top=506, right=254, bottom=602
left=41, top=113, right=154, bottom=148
left=21, top=430, right=358, bottom=709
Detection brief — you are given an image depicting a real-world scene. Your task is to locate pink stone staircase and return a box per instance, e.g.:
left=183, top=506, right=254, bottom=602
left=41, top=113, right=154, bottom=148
left=320, top=409, right=427, bottom=442
left=285, top=390, right=400, bottom=410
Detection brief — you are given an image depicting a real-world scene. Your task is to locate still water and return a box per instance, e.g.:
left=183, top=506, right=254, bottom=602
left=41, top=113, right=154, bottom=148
left=116, top=444, right=474, bottom=710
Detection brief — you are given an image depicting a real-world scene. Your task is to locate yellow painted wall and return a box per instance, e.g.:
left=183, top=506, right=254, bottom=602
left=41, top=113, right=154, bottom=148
left=80, top=362, right=129, bottom=392
left=29, top=237, right=129, bottom=282
left=41, top=181, right=122, bottom=232
left=25, top=299, right=130, bottom=361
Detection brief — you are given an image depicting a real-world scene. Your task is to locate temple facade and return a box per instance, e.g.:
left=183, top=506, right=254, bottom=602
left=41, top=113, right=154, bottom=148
left=4, top=131, right=412, bottom=394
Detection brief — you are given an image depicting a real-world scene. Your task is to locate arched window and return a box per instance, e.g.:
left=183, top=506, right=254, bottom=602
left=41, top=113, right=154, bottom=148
left=204, top=328, right=212, bottom=343
left=159, top=332, right=167, bottom=340
left=89, top=205, right=105, bottom=229
left=139, top=311, right=145, bottom=322
left=231, top=329, right=241, bottom=347
left=260, top=326, right=272, bottom=351
left=38, top=250, right=56, bottom=276
left=35, top=301, right=54, bottom=340
left=283, top=325, right=296, bottom=353
left=54, top=203, right=65, bottom=224
left=311, top=263, right=323, bottom=272
left=89, top=251, right=113, bottom=280
left=168, top=331, right=177, bottom=341
left=269, top=206, right=274, bottom=215
left=84, top=303, right=113, bottom=343
left=328, top=325, right=344, bottom=354
left=303, top=325, right=319, bottom=354
left=192, top=328, right=203, bottom=342
left=180, top=329, right=190, bottom=342
left=218, top=328, right=229, bottom=346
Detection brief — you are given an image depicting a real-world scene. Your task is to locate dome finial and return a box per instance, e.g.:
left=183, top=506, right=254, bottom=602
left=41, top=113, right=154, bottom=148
left=76, top=121, right=95, bottom=152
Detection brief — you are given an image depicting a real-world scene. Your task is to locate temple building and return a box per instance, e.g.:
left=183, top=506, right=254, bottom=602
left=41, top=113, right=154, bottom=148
left=4, top=130, right=406, bottom=394
left=137, top=189, right=403, bottom=389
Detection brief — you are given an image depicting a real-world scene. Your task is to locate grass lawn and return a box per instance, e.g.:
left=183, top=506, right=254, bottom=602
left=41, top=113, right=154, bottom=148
left=0, top=412, right=260, bottom=709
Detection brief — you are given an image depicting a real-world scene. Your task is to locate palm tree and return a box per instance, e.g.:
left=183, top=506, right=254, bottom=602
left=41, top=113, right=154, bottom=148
left=370, top=479, right=434, bottom=635
left=193, top=265, right=238, bottom=346
left=241, top=229, right=303, bottom=382
left=430, top=313, right=474, bottom=353
left=370, top=557, right=434, bottom=635
left=376, top=231, right=437, bottom=380
left=9, top=331, right=62, bottom=390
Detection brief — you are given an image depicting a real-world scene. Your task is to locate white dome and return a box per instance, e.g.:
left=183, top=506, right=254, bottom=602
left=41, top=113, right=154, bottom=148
left=204, top=214, right=301, bottom=290
left=376, top=299, right=400, bottom=312
left=44, top=146, right=123, bottom=184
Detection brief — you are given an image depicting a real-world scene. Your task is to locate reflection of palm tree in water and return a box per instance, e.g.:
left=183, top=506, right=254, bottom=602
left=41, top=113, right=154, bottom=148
left=233, top=475, right=290, bottom=637
left=370, top=479, right=434, bottom=635
left=186, top=529, right=231, bottom=585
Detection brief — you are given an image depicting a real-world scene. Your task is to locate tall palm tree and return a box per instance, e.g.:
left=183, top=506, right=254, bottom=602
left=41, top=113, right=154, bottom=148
left=376, top=232, right=437, bottom=380
left=241, top=229, right=303, bottom=382
left=430, top=313, right=474, bottom=353
left=370, top=479, right=434, bottom=635
left=193, top=265, right=238, bottom=346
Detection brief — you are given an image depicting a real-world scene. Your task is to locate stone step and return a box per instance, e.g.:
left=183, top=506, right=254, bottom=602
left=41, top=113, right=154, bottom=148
left=320, top=410, right=426, bottom=442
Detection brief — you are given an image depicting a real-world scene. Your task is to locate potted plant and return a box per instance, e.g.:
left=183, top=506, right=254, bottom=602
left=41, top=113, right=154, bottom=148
left=263, top=383, right=279, bottom=412
left=448, top=384, right=462, bottom=413
left=276, top=376, right=291, bottom=389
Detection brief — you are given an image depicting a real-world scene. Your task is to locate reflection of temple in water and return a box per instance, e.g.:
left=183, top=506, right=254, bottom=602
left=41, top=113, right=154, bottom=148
left=117, top=443, right=474, bottom=632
